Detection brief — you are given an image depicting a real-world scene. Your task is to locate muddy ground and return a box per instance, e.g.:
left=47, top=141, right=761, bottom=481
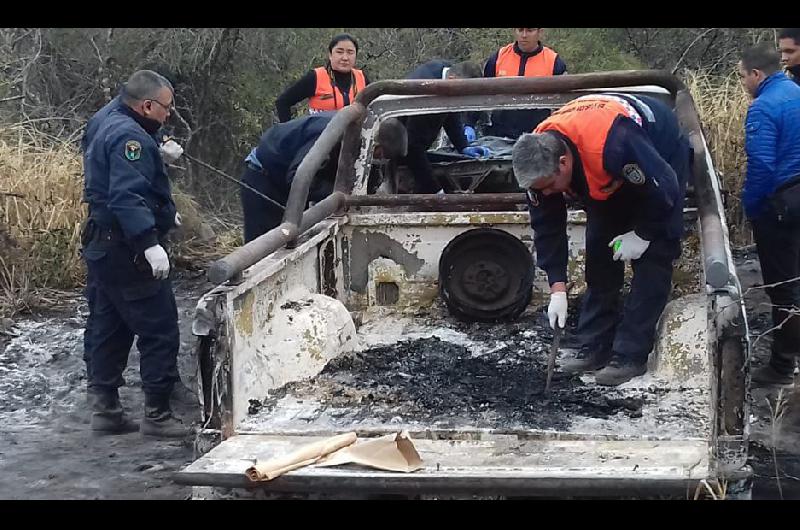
left=734, top=248, right=800, bottom=499
left=0, top=271, right=211, bottom=500
left=1, top=254, right=799, bottom=499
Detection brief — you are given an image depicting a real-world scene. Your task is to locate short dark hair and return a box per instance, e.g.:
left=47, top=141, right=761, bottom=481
left=121, top=70, right=173, bottom=104
left=741, top=44, right=781, bottom=75
left=328, top=33, right=359, bottom=54
left=778, top=28, right=800, bottom=44
left=448, top=61, right=483, bottom=79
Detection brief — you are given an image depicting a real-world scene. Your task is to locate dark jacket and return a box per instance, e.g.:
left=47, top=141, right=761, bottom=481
left=404, top=60, right=469, bottom=153
left=527, top=94, right=691, bottom=286
left=252, top=112, right=338, bottom=202
left=83, top=103, right=176, bottom=254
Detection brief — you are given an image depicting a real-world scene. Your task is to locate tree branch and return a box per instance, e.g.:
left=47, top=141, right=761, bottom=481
left=671, top=28, right=716, bottom=75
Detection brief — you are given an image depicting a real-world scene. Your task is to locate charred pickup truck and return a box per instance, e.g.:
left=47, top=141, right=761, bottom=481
left=177, top=71, right=751, bottom=499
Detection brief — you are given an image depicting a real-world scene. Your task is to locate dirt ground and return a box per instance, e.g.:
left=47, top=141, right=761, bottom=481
left=0, top=271, right=212, bottom=500
left=734, top=248, right=800, bottom=499
left=1, top=252, right=799, bottom=499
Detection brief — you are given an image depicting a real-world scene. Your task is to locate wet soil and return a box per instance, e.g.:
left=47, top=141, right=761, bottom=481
left=0, top=272, right=211, bottom=499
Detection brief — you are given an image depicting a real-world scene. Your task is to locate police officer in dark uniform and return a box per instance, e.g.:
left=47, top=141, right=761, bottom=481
left=401, top=60, right=489, bottom=194
left=240, top=113, right=408, bottom=243
left=240, top=112, right=338, bottom=243
left=82, top=70, right=188, bottom=437
left=512, top=93, right=692, bottom=386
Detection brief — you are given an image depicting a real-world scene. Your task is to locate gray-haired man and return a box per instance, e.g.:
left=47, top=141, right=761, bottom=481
left=513, top=93, right=692, bottom=386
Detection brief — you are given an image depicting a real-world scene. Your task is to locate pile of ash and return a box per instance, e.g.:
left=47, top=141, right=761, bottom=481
left=256, top=315, right=645, bottom=431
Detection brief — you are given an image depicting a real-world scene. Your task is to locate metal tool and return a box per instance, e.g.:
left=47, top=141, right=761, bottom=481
left=545, top=324, right=563, bottom=394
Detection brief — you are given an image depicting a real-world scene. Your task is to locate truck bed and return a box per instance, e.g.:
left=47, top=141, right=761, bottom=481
left=238, top=307, right=711, bottom=441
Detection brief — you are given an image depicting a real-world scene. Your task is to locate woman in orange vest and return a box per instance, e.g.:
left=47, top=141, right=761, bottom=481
left=483, top=28, right=567, bottom=138
left=275, top=34, right=369, bottom=123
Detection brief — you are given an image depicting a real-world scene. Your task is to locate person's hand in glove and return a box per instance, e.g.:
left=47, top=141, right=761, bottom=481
left=609, top=231, right=650, bottom=261
left=463, top=125, right=477, bottom=143
left=159, top=139, right=184, bottom=164
left=548, top=291, right=567, bottom=329
left=461, top=146, right=491, bottom=159
left=144, top=244, right=170, bottom=279
left=174, top=212, right=182, bottom=227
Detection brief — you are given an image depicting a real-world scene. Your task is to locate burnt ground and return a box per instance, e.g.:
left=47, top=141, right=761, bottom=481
left=0, top=271, right=211, bottom=500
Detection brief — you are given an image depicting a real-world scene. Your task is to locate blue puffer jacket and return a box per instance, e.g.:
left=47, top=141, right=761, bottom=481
left=743, top=72, right=800, bottom=219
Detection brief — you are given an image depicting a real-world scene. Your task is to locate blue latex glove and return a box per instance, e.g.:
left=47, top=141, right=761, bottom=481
left=461, top=146, right=491, bottom=159
left=464, top=125, right=477, bottom=143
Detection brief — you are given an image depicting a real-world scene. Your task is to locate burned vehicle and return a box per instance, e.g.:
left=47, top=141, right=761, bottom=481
left=176, top=71, right=751, bottom=499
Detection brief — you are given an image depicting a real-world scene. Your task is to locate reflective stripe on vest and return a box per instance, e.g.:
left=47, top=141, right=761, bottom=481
left=308, top=67, right=366, bottom=112
left=535, top=96, right=642, bottom=201
left=495, top=44, right=557, bottom=77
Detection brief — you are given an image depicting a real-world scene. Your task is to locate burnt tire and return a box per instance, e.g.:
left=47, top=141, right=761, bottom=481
left=439, top=228, right=534, bottom=322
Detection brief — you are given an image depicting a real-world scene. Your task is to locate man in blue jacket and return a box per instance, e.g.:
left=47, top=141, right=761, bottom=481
left=82, top=70, right=189, bottom=437
left=739, top=44, right=800, bottom=387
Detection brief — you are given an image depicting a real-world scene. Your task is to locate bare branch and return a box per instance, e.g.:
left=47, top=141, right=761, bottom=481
left=89, top=34, right=103, bottom=66
left=0, top=95, right=23, bottom=103
left=671, top=28, right=716, bottom=75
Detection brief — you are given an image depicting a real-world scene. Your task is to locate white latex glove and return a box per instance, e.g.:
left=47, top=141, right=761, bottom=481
left=174, top=212, right=182, bottom=227
left=159, top=140, right=184, bottom=164
left=143, top=244, right=170, bottom=279
left=548, top=291, right=567, bottom=329
left=609, top=230, right=650, bottom=261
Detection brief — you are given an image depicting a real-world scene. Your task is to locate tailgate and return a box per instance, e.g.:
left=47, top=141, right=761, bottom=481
left=176, top=433, right=713, bottom=497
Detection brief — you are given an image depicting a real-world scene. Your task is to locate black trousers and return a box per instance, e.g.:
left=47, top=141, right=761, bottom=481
left=577, top=194, right=682, bottom=365
left=752, top=206, right=800, bottom=372
left=82, top=238, right=179, bottom=396
left=240, top=166, right=287, bottom=243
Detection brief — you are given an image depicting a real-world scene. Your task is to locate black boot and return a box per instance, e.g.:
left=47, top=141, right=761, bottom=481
left=90, top=389, right=139, bottom=435
left=751, top=363, right=795, bottom=388
left=142, top=392, right=192, bottom=438
left=755, top=309, right=800, bottom=388
left=594, top=354, right=648, bottom=386
left=170, top=379, right=198, bottom=407
left=560, top=346, right=613, bottom=374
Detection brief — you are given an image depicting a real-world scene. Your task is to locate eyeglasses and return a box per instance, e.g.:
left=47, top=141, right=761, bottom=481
left=148, top=98, right=175, bottom=112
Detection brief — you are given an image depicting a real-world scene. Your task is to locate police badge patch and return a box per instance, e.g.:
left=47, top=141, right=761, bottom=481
left=623, top=163, right=645, bottom=185
left=124, top=140, right=142, bottom=161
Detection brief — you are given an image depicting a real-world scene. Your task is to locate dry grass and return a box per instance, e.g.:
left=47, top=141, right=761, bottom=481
left=0, top=127, right=85, bottom=317
left=685, top=69, right=752, bottom=245
left=0, top=125, right=240, bottom=318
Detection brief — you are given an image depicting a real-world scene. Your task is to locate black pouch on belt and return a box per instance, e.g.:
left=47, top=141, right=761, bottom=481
left=769, top=176, right=800, bottom=222
left=80, top=219, right=96, bottom=249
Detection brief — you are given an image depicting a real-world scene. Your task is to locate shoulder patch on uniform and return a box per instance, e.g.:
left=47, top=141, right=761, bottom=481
left=623, top=163, right=645, bottom=185
left=124, top=140, right=142, bottom=161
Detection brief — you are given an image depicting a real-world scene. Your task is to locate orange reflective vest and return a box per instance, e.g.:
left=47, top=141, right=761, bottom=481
left=308, top=67, right=366, bottom=113
left=535, top=95, right=644, bottom=201
left=495, top=44, right=558, bottom=78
